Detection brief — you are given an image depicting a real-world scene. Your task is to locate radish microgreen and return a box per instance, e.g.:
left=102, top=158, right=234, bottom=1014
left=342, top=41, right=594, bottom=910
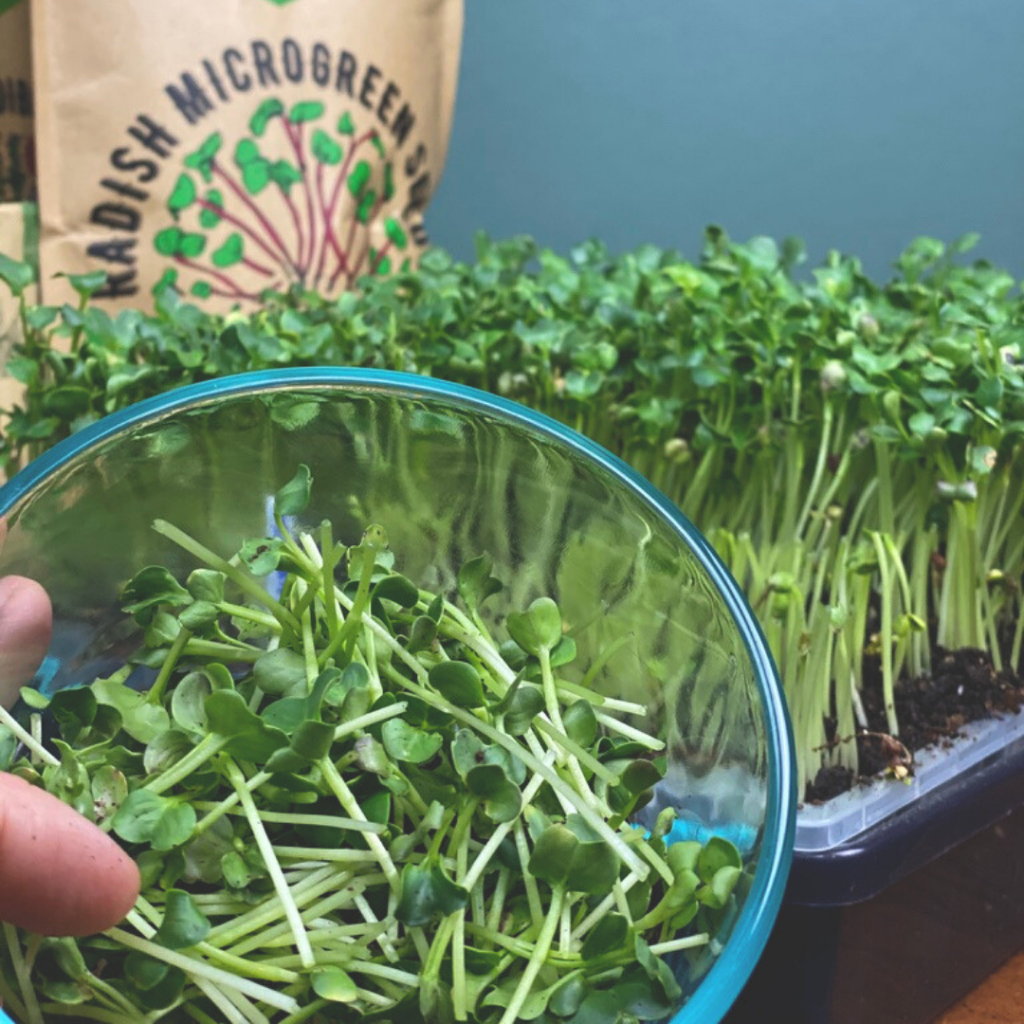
left=0, top=466, right=744, bottom=1023
left=2, top=229, right=1021, bottom=800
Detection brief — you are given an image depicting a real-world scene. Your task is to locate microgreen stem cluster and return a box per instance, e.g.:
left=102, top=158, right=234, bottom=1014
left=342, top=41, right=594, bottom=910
left=2, top=228, right=1020, bottom=801
left=0, top=467, right=745, bottom=1023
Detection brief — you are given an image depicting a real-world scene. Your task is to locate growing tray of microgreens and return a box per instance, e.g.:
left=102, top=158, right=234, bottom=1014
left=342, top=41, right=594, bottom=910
left=0, top=466, right=747, bottom=1024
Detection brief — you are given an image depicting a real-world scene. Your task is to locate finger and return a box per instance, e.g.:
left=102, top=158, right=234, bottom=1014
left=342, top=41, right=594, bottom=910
left=0, top=576, right=53, bottom=711
left=0, top=773, right=140, bottom=936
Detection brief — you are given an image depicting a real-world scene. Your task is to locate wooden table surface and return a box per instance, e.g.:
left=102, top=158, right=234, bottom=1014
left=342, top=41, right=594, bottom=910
left=938, top=950, right=1024, bottom=1023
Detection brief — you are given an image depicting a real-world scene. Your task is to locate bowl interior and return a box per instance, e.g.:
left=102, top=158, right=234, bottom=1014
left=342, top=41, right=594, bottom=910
left=0, top=370, right=793, bottom=1021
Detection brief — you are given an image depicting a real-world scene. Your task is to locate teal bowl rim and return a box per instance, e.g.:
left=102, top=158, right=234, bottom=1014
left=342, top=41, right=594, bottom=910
left=0, top=368, right=796, bottom=1024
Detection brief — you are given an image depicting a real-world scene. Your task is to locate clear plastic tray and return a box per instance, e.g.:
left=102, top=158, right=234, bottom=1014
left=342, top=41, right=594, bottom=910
left=795, top=709, right=1024, bottom=852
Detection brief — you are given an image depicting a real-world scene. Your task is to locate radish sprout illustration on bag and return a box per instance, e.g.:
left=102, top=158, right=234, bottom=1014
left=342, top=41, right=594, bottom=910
left=155, top=101, right=411, bottom=302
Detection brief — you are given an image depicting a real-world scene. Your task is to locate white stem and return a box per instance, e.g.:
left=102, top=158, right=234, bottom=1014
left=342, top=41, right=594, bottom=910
left=353, top=893, right=400, bottom=963
left=298, top=532, right=323, bottom=566
left=650, top=933, right=711, bottom=955
left=612, top=881, right=634, bottom=923
left=487, top=867, right=510, bottom=934
left=534, top=717, right=621, bottom=787
left=471, top=883, right=487, bottom=929
left=220, top=983, right=272, bottom=1024
left=208, top=866, right=340, bottom=946
left=638, top=839, right=675, bottom=886
left=333, top=702, right=408, bottom=741
left=453, top=815, right=470, bottom=1022
left=193, top=977, right=250, bottom=1024
left=559, top=900, right=573, bottom=954
left=106, top=928, right=299, bottom=1014
left=227, top=878, right=368, bottom=957
left=593, top=710, right=665, bottom=750
left=193, top=806, right=384, bottom=834
left=320, top=758, right=402, bottom=893
left=296, top=581, right=319, bottom=686
left=153, top=519, right=298, bottom=630
left=0, top=703, right=59, bottom=766
left=300, top=922, right=385, bottom=946
left=282, top=863, right=330, bottom=875
left=364, top=621, right=383, bottom=703
left=224, top=759, right=315, bottom=969
left=3, top=922, right=43, bottom=1024
left=539, top=648, right=569, bottom=738
left=514, top=820, right=544, bottom=930
left=555, top=680, right=647, bottom=716
left=497, top=887, right=564, bottom=1024
left=463, top=756, right=552, bottom=891
left=29, top=714, right=41, bottom=764
left=194, top=770, right=271, bottom=835
left=571, top=873, right=640, bottom=940
left=850, top=677, right=869, bottom=730
left=354, top=988, right=393, bottom=1008
left=125, top=908, right=157, bottom=938
left=349, top=961, right=420, bottom=986
left=195, top=941, right=299, bottom=984
left=144, top=733, right=229, bottom=794
left=453, top=910, right=468, bottom=1021
left=273, top=847, right=380, bottom=863
left=339, top=586, right=429, bottom=682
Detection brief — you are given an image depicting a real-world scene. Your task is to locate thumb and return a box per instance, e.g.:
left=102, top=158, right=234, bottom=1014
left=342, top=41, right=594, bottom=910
left=0, top=576, right=53, bottom=711
left=0, top=773, right=140, bottom=936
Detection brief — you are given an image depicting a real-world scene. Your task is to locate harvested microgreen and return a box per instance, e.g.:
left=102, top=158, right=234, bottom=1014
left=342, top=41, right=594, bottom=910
left=0, top=466, right=744, bottom=1023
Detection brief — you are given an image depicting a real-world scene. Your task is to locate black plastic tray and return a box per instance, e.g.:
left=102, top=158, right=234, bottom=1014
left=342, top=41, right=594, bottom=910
left=726, top=726, right=1024, bottom=1023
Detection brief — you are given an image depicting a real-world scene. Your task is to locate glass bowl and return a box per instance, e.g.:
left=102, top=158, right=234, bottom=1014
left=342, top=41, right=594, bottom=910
left=0, top=368, right=795, bottom=1023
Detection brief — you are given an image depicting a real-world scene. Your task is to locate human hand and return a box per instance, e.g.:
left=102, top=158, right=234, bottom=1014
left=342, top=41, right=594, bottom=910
left=0, top=575, right=140, bottom=937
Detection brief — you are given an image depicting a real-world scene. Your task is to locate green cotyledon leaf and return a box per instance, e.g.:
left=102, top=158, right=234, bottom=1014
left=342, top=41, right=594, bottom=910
left=503, top=684, right=545, bottom=736
left=155, top=890, right=210, bottom=949
left=0, top=253, right=34, bottom=295
left=465, top=762, right=522, bottom=823
left=274, top=463, right=313, bottom=516
left=113, top=790, right=196, bottom=851
left=372, top=573, right=419, bottom=608
left=396, top=860, right=468, bottom=927
left=312, top=967, right=358, bottom=1003
left=381, top=719, right=442, bottom=764
left=204, top=690, right=288, bottom=761
left=507, top=597, right=563, bottom=655
left=253, top=648, right=307, bottom=697
left=428, top=660, right=485, bottom=708
left=122, top=566, right=193, bottom=617
left=93, top=675, right=170, bottom=745
left=457, top=553, right=503, bottom=614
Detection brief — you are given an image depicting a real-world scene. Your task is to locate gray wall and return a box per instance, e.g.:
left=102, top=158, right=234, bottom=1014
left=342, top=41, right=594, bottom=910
left=428, top=1, right=1024, bottom=279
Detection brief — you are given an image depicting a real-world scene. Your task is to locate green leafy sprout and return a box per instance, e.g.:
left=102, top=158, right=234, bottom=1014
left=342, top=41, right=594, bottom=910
left=155, top=97, right=411, bottom=303
left=0, top=466, right=743, bottom=1023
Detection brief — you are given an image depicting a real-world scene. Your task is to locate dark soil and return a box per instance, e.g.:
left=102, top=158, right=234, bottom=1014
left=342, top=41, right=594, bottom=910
left=805, top=647, right=1024, bottom=803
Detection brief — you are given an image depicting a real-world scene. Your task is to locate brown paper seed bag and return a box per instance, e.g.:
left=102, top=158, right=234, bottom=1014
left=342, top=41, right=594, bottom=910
left=32, top=0, right=463, bottom=311
left=0, top=0, right=35, bottom=203
left=0, top=201, right=39, bottom=414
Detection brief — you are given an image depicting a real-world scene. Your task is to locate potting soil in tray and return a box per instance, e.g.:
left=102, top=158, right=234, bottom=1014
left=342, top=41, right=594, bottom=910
left=807, top=646, right=1024, bottom=803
